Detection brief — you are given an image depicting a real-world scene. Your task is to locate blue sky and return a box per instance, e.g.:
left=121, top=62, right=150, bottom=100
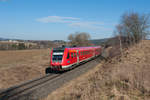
left=0, top=0, right=150, bottom=40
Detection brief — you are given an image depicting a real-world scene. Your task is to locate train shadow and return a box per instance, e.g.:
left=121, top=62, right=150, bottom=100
left=45, top=67, right=75, bottom=74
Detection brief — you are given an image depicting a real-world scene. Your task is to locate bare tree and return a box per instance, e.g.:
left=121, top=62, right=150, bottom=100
left=115, top=12, right=150, bottom=46
left=68, top=32, right=91, bottom=46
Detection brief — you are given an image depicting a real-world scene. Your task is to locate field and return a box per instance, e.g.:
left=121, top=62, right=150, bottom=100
left=0, top=49, right=50, bottom=89
left=43, top=40, right=150, bottom=100
left=1, top=40, right=150, bottom=100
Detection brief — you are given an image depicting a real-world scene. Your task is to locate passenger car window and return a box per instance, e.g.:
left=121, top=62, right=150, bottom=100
left=74, top=53, right=76, bottom=57
left=71, top=53, right=73, bottom=58
left=83, top=51, right=85, bottom=55
left=67, top=52, right=70, bottom=59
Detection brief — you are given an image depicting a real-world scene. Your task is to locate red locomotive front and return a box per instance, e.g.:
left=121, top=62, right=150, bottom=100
left=50, top=48, right=65, bottom=70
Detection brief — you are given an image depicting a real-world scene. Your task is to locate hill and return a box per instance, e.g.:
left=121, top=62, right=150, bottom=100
left=0, top=37, right=9, bottom=41
left=0, top=37, right=66, bottom=50
left=44, top=40, right=150, bottom=100
left=0, top=37, right=111, bottom=49
left=90, top=38, right=109, bottom=45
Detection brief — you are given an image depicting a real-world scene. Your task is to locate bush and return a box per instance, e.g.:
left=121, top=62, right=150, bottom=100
left=18, top=43, right=26, bottom=50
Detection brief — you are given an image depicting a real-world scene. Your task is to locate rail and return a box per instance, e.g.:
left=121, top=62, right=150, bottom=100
left=0, top=73, right=61, bottom=100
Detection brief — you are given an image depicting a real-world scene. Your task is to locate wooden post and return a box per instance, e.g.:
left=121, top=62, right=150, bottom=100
left=119, top=35, right=123, bottom=56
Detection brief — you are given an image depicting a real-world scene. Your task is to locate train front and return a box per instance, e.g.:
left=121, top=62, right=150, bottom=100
left=50, top=47, right=65, bottom=71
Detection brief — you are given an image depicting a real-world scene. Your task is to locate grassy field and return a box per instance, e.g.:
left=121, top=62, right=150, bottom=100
left=43, top=40, right=150, bottom=100
left=0, top=49, right=50, bottom=89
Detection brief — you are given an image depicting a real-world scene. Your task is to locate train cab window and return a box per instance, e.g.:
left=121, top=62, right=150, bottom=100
left=67, top=52, right=70, bottom=59
left=52, top=55, right=63, bottom=62
left=52, top=53, right=63, bottom=62
left=52, top=48, right=64, bottom=62
left=74, top=53, right=76, bottom=57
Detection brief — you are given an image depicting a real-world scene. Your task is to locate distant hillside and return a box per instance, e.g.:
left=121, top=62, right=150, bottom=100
left=0, top=37, right=115, bottom=47
left=0, top=38, right=67, bottom=50
left=0, top=37, right=9, bottom=41
left=0, top=37, right=22, bottom=41
left=90, top=38, right=109, bottom=45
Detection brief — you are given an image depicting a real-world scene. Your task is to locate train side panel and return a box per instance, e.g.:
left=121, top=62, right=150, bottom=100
left=49, top=46, right=101, bottom=71
left=61, top=48, right=78, bottom=69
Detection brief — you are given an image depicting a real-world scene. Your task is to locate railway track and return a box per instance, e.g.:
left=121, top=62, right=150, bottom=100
left=0, top=73, right=61, bottom=100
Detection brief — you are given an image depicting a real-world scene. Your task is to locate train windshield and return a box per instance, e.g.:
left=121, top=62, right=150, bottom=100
left=52, top=49, right=64, bottom=62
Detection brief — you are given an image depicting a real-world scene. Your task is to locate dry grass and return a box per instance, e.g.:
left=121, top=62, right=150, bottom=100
left=43, top=40, right=150, bottom=100
left=0, top=49, right=50, bottom=89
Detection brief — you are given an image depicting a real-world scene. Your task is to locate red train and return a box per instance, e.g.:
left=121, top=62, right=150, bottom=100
left=46, top=46, right=101, bottom=73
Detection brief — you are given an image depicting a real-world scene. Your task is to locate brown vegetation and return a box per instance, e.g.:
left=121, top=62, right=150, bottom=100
left=0, top=49, right=50, bottom=89
left=43, top=40, right=150, bottom=100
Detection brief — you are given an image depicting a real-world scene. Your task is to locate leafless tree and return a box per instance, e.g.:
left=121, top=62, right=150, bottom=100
left=115, top=12, right=150, bottom=46
left=68, top=32, right=91, bottom=46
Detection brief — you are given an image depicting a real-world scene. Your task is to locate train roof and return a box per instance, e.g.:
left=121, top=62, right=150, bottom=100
left=53, top=46, right=101, bottom=51
left=67, top=46, right=101, bottom=50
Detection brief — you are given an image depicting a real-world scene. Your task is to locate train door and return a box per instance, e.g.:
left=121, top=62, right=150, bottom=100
left=93, top=49, right=95, bottom=57
left=77, top=50, right=79, bottom=64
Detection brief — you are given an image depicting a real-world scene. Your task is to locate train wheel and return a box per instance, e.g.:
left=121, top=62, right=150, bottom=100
left=45, top=67, right=52, bottom=74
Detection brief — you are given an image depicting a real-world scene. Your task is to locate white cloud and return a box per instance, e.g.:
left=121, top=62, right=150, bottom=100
left=36, top=16, right=114, bottom=31
left=36, top=16, right=79, bottom=23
